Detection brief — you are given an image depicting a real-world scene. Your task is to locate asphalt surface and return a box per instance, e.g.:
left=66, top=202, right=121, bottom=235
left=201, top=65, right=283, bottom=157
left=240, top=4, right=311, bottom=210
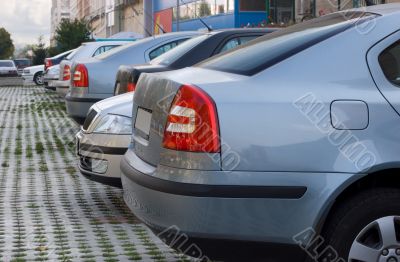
left=0, top=85, right=191, bottom=261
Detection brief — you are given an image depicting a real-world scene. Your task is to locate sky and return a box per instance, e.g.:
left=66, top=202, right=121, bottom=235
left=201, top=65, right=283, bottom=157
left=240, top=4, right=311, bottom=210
left=0, top=0, right=51, bottom=48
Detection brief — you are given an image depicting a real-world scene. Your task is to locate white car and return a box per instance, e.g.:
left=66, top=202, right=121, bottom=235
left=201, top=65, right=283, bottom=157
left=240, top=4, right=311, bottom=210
left=75, top=93, right=133, bottom=187
left=43, top=64, right=60, bottom=91
left=21, top=65, right=44, bottom=85
left=55, top=41, right=133, bottom=97
left=0, top=60, right=18, bottom=77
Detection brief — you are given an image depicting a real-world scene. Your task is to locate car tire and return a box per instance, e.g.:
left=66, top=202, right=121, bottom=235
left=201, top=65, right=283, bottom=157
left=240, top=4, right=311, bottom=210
left=33, top=72, right=44, bottom=86
left=321, top=188, right=400, bottom=262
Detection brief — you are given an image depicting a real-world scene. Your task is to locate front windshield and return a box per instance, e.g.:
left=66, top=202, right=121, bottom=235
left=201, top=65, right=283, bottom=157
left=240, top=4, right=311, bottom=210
left=150, top=34, right=210, bottom=66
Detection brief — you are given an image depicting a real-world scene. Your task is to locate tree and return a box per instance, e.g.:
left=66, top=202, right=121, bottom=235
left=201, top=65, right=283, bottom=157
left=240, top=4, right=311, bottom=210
left=54, top=19, right=92, bottom=52
left=0, top=28, right=15, bottom=59
left=32, top=36, right=47, bottom=66
left=198, top=1, right=211, bottom=17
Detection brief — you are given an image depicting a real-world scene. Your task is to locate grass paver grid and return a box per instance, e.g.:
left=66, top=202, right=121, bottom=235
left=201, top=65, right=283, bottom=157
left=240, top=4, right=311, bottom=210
left=0, top=86, right=191, bottom=262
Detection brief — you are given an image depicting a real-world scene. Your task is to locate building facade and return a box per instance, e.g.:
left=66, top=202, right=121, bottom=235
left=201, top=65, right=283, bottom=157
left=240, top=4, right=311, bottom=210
left=50, top=0, right=71, bottom=45
left=151, top=0, right=387, bottom=34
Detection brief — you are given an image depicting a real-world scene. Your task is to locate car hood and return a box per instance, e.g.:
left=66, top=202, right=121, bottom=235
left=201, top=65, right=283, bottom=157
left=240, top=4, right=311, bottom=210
left=94, top=92, right=134, bottom=117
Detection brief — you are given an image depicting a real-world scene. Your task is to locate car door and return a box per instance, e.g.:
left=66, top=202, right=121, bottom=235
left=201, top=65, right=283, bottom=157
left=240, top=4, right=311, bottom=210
left=367, top=31, right=400, bottom=115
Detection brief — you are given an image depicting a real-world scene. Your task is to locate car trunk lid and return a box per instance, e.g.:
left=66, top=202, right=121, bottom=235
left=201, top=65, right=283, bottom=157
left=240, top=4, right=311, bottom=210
left=132, top=67, right=246, bottom=168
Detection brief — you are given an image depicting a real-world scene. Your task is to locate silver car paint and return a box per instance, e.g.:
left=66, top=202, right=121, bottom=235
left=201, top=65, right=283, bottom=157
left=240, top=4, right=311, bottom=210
left=121, top=4, right=400, bottom=246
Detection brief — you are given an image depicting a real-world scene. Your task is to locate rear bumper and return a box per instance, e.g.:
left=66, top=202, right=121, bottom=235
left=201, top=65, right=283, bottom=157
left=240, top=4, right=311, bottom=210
left=65, top=95, right=101, bottom=123
left=120, top=148, right=359, bottom=259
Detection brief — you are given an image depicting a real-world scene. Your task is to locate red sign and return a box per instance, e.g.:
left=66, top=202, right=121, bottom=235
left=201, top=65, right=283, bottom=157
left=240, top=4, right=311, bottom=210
left=154, top=8, right=173, bottom=34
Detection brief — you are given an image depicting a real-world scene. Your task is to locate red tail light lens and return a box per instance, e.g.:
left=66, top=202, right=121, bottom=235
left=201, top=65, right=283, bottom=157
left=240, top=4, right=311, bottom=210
left=73, top=64, right=88, bottom=87
left=127, top=82, right=136, bottom=92
left=44, top=59, right=52, bottom=70
left=63, top=65, right=71, bottom=81
left=162, top=85, right=220, bottom=153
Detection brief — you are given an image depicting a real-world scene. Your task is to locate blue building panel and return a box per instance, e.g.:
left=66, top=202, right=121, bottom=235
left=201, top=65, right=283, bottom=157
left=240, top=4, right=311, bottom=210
left=172, top=13, right=235, bottom=31
left=153, top=0, right=268, bottom=32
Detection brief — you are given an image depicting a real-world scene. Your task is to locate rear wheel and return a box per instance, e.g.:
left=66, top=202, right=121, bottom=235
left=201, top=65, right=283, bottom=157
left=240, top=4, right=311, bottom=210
left=322, top=188, right=400, bottom=262
left=33, top=72, right=43, bottom=85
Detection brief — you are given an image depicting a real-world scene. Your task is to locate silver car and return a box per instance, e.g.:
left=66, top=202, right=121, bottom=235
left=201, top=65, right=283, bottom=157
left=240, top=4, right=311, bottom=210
left=0, top=60, right=18, bottom=77
left=121, top=5, right=400, bottom=261
left=76, top=93, right=133, bottom=187
left=55, top=41, right=133, bottom=97
left=65, top=32, right=201, bottom=124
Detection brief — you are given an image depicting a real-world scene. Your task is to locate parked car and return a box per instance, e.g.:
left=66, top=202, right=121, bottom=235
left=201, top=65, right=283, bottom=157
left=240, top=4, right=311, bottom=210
left=21, top=65, right=44, bottom=85
left=14, top=58, right=31, bottom=75
left=55, top=41, right=132, bottom=97
left=44, top=49, right=75, bottom=72
left=76, top=93, right=133, bottom=187
left=0, top=60, right=18, bottom=77
left=66, top=31, right=201, bottom=124
left=43, top=64, right=60, bottom=91
left=114, top=28, right=276, bottom=95
left=77, top=29, right=275, bottom=188
left=121, top=5, right=400, bottom=261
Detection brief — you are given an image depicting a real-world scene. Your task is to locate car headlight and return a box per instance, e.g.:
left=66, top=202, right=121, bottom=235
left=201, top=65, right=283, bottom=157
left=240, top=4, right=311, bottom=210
left=93, top=114, right=132, bottom=134
left=23, top=69, right=30, bottom=74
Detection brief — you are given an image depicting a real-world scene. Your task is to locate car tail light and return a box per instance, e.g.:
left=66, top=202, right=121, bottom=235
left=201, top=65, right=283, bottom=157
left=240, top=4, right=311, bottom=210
left=162, top=84, right=220, bottom=153
left=127, top=82, right=136, bottom=92
left=73, top=64, right=88, bottom=87
left=63, top=65, right=71, bottom=81
left=44, top=59, right=52, bottom=70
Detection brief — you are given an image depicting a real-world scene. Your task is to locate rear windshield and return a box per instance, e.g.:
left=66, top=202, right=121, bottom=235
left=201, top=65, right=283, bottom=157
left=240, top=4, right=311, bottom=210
left=0, top=61, right=14, bottom=67
left=150, top=34, right=210, bottom=66
left=14, top=60, right=30, bottom=66
left=197, top=12, right=378, bottom=76
left=66, top=46, right=82, bottom=60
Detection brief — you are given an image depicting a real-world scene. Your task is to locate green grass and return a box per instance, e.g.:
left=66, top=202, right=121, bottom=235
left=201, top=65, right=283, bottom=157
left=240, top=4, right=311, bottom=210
left=35, top=142, right=44, bottom=154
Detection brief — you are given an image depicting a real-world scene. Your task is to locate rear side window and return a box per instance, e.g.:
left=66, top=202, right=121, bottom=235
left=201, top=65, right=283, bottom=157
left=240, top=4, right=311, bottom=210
left=219, top=36, right=259, bottom=53
left=198, top=12, right=378, bottom=76
left=93, top=45, right=119, bottom=56
left=149, top=39, right=188, bottom=60
left=379, top=40, right=400, bottom=86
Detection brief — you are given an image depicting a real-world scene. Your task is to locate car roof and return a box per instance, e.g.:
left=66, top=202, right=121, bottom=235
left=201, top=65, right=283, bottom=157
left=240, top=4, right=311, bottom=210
left=209, top=28, right=278, bottom=36
left=80, top=41, right=132, bottom=47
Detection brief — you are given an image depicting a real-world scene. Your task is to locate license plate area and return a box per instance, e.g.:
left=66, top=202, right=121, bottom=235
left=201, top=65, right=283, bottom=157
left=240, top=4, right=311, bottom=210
left=135, top=107, right=152, bottom=140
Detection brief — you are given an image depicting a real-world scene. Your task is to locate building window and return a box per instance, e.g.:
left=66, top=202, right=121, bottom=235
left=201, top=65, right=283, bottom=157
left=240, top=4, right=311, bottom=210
left=173, top=0, right=234, bottom=22
left=239, top=0, right=266, bottom=11
left=269, top=0, right=294, bottom=24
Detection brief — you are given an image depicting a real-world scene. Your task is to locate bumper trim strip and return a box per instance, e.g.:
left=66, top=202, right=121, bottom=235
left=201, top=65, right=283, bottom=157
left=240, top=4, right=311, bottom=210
left=79, top=143, right=127, bottom=155
left=121, top=157, right=307, bottom=199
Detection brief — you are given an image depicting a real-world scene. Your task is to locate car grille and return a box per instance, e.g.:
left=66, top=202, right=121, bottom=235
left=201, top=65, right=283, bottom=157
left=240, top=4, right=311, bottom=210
left=82, top=109, right=98, bottom=131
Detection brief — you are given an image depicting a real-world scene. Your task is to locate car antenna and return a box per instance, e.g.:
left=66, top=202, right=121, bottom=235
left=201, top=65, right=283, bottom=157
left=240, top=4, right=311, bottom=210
left=179, top=0, right=213, bottom=32
left=130, top=5, right=166, bottom=35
